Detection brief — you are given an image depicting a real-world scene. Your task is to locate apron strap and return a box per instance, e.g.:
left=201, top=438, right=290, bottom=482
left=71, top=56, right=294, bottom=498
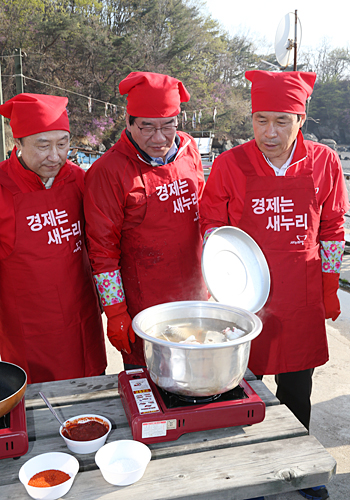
left=230, top=145, right=258, bottom=176
left=0, top=169, right=22, bottom=195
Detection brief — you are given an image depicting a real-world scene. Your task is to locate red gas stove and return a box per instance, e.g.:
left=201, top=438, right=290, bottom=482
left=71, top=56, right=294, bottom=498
left=0, top=398, right=28, bottom=459
left=118, top=368, right=265, bottom=444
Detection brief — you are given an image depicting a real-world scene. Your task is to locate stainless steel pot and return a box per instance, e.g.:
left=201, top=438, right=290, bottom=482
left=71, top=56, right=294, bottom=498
left=132, top=301, right=262, bottom=397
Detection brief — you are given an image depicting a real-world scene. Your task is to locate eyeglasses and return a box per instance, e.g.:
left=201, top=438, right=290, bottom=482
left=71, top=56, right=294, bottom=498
left=134, top=123, right=178, bottom=137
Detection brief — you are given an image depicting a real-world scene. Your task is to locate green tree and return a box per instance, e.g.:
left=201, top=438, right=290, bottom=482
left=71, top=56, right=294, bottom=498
left=0, top=0, right=269, bottom=145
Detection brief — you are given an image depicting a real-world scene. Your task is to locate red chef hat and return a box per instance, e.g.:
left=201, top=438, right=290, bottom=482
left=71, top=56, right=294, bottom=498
left=245, top=70, right=316, bottom=114
left=119, top=71, right=190, bottom=117
left=0, top=93, right=70, bottom=138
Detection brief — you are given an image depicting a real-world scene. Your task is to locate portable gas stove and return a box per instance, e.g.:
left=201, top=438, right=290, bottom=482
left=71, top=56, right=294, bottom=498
left=0, top=398, right=28, bottom=459
left=118, top=368, right=265, bottom=444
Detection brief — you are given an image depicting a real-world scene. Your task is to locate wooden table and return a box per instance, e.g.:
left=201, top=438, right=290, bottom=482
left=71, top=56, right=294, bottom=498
left=0, top=371, right=336, bottom=500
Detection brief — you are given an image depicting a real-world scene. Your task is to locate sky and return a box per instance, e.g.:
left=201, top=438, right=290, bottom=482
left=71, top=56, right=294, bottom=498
left=203, top=0, right=350, bottom=54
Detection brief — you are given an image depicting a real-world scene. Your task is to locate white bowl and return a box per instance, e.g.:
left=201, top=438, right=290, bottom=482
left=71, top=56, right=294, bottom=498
left=19, top=452, right=79, bottom=500
left=59, top=414, right=111, bottom=454
left=95, top=440, right=151, bottom=486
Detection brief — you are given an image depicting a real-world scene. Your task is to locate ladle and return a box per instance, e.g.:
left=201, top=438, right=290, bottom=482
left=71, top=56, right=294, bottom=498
left=39, top=391, right=72, bottom=438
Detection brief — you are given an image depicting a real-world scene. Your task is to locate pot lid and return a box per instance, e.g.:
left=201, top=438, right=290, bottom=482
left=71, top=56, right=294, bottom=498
left=201, top=226, right=270, bottom=313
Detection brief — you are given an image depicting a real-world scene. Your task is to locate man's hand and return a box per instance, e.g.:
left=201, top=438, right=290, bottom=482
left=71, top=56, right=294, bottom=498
left=322, top=272, right=341, bottom=321
left=104, top=302, right=136, bottom=354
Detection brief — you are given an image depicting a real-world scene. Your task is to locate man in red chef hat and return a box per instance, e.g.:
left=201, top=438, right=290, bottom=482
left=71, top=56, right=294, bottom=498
left=84, top=72, right=208, bottom=368
left=200, top=71, right=349, bottom=500
left=0, top=93, right=107, bottom=384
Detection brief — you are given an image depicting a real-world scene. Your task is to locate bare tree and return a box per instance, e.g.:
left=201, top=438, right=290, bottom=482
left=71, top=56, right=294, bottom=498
left=300, top=38, right=350, bottom=82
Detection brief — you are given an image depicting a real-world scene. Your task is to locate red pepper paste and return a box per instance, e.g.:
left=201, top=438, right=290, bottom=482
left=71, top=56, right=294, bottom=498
left=28, top=469, right=70, bottom=487
left=62, top=418, right=108, bottom=441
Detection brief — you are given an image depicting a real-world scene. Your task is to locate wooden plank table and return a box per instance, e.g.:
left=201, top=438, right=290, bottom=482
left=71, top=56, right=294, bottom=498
left=0, top=371, right=336, bottom=500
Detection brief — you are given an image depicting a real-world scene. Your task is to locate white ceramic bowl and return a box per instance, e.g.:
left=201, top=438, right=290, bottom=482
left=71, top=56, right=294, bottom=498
left=19, top=452, right=79, bottom=500
left=59, top=414, right=111, bottom=454
left=95, top=440, right=151, bottom=486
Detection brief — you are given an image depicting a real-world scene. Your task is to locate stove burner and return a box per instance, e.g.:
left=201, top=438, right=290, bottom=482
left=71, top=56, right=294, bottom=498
left=0, top=398, right=28, bottom=459
left=177, top=393, right=221, bottom=404
left=118, top=370, right=266, bottom=444
left=157, top=384, right=248, bottom=409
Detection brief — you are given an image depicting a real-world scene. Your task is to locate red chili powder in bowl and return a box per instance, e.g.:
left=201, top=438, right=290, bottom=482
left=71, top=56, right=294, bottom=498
left=28, top=469, right=70, bottom=487
left=62, top=419, right=109, bottom=441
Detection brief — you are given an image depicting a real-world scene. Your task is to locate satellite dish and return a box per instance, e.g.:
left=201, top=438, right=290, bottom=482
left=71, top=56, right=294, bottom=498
left=275, top=11, right=302, bottom=69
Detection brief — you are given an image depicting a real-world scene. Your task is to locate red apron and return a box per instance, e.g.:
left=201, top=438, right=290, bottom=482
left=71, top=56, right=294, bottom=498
left=120, top=157, right=208, bottom=366
left=0, top=168, right=106, bottom=384
left=233, top=145, right=328, bottom=374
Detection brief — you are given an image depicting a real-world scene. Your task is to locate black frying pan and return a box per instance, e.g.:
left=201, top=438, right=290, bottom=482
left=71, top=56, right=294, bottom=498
left=0, top=361, right=27, bottom=418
